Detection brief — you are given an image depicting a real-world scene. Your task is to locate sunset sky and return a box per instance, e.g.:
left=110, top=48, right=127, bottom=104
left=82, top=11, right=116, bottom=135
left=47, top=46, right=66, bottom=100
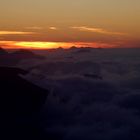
left=0, top=0, right=140, bottom=49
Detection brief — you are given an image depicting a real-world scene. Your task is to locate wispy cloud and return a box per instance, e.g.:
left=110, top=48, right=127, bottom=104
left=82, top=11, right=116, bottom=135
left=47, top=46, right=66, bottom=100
left=0, top=31, right=35, bottom=35
left=71, top=26, right=126, bottom=36
left=25, top=26, right=43, bottom=30
left=49, top=27, right=58, bottom=30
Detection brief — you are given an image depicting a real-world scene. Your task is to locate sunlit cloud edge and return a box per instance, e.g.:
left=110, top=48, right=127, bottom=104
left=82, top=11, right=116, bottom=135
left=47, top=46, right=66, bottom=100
left=71, top=26, right=127, bottom=36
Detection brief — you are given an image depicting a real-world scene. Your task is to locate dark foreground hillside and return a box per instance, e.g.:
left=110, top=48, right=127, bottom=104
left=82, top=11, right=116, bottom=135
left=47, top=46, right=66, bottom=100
left=0, top=67, right=48, bottom=140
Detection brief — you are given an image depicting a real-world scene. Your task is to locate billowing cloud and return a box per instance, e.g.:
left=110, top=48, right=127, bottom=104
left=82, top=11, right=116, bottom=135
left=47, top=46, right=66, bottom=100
left=71, top=26, right=127, bottom=36
left=0, top=31, right=35, bottom=35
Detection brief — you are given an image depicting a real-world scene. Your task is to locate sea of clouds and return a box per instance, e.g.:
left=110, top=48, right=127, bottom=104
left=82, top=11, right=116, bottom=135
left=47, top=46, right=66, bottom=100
left=18, top=48, right=140, bottom=140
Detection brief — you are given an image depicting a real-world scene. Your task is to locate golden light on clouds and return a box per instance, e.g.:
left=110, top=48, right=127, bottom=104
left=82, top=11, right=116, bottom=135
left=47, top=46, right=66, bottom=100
left=0, top=0, right=139, bottom=49
left=49, top=27, right=58, bottom=30
left=14, top=41, right=60, bottom=49
left=0, top=41, right=118, bottom=49
left=0, top=31, right=35, bottom=35
left=25, top=26, right=43, bottom=30
left=71, top=26, right=127, bottom=36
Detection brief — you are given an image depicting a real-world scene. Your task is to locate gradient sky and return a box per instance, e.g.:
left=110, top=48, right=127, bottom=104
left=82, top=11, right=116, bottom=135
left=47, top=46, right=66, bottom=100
left=0, top=0, right=140, bottom=49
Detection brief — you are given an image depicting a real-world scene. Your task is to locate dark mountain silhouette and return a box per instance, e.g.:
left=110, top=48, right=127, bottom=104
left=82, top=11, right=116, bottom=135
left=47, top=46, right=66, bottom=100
left=0, top=47, right=8, bottom=55
left=12, top=49, right=44, bottom=59
left=74, top=48, right=91, bottom=54
left=0, top=67, right=48, bottom=140
left=0, top=48, right=44, bottom=66
left=69, top=46, right=79, bottom=50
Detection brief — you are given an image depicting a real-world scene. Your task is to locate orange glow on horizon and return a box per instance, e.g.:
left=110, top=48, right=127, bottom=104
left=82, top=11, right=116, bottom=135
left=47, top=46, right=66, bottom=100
left=0, top=0, right=139, bottom=49
left=15, top=42, right=61, bottom=49
left=0, top=41, right=119, bottom=49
